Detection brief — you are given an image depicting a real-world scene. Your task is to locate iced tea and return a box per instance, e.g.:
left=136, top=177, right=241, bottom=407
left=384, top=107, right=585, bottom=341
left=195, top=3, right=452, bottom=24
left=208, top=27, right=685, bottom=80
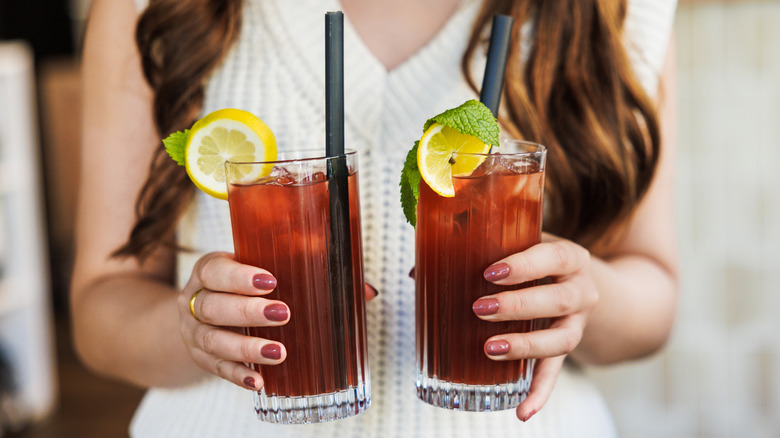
left=227, top=151, right=369, bottom=424
left=415, top=143, right=546, bottom=411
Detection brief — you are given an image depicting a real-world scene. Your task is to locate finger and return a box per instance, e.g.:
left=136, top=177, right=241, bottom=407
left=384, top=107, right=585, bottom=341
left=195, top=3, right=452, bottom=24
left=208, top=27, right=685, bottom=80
left=483, top=241, right=589, bottom=286
left=191, top=288, right=290, bottom=327
left=365, top=283, right=379, bottom=301
left=516, top=354, right=566, bottom=422
left=473, top=281, right=595, bottom=321
left=483, top=316, right=584, bottom=360
left=194, top=324, right=287, bottom=366
left=189, top=347, right=266, bottom=391
left=192, top=252, right=277, bottom=296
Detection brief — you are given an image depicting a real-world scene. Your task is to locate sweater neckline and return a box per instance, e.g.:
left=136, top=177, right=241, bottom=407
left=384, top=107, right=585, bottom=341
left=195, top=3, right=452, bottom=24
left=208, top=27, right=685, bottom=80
left=263, top=0, right=481, bottom=144
left=273, top=0, right=482, bottom=80
left=335, top=0, right=482, bottom=75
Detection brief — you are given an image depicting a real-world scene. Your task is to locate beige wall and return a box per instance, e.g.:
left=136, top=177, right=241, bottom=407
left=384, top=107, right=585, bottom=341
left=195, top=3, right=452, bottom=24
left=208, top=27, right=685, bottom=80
left=589, top=1, right=780, bottom=437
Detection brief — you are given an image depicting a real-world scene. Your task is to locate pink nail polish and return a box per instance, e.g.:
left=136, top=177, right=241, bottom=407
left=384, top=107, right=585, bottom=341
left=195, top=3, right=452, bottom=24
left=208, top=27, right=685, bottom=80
left=253, top=274, right=277, bottom=290
left=522, top=409, right=538, bottom=422
left=243, top=376, right=256, bottom=388
left=485, top=339, right=510, bottom=356
left=484, top=263, right=510, bottom=281
left=261, top=344, right=282, bottom=360
left=472, top=298, right=499, bottom=316
left=264, top=303, right=288, bottom=322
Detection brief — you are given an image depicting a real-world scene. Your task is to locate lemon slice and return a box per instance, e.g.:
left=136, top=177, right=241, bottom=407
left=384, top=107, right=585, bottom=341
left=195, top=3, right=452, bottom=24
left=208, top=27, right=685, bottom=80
left=184, top=109, right=277, bottom=199
left=416, top=122, right=491, bottom=197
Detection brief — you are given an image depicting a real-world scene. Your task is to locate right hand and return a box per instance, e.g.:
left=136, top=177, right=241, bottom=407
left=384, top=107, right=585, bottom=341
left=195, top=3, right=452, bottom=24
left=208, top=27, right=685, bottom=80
left=177, top=252, right=288, bottom=390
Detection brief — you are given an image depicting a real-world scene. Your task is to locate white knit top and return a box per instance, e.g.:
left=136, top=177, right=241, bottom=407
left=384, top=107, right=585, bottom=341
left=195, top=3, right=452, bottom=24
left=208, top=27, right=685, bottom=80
left=129, top=0, right=677, bottom=436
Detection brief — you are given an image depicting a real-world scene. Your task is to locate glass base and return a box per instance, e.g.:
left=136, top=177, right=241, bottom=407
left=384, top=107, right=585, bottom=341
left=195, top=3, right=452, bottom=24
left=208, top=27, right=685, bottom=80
left=416, top=373, right=532, bottom=412
left=253, top=383, right=371, bottom=424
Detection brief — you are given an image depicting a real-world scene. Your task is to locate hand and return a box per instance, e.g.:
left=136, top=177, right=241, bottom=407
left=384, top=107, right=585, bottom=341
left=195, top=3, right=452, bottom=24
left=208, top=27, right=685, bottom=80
left=178, top=252, right=289, bottom=390
left=178, top=252, right=380, bottom=390
left=473, top=234, right=599, bottom=422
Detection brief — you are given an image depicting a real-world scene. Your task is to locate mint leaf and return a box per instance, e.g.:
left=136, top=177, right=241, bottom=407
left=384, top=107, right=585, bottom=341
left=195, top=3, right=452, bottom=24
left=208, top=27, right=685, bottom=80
left=424, top=99, right=499, bottom=147
left=400, top=141, right=420, bottom=226
left=399, top=99, right=500, bottom=228
left=162, top=129, right=189, bottom=166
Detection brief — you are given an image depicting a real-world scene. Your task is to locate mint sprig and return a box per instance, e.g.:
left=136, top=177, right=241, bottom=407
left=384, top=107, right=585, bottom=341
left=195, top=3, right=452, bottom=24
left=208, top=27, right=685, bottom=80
left=162, top=129, right=189, bottom=166
left=400, top=141, right=420, bottom=226
left=399, top=100, right=499, bottom=227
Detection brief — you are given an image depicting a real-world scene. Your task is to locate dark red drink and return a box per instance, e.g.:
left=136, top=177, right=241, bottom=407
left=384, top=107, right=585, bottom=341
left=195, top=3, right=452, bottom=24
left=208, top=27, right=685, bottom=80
left=415, top=144, right=546, bottom=411
left=227, top=152, right=369, bottom=424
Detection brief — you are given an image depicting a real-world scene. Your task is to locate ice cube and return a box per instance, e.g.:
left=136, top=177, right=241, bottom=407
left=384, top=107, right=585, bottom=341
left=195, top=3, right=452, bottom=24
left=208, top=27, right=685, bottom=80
left=504, top=157, right=540, bottom=175
left=276, top=175, right=295, bottom=185
left=494, top=157, right=516, bottom=174
left=269, top=165, right=290, bottom=178
left=466, top=160, right=493, bottom=178
left=301, top=171, right=327, bottom=185
left=269, top=166, right=295, bottom=185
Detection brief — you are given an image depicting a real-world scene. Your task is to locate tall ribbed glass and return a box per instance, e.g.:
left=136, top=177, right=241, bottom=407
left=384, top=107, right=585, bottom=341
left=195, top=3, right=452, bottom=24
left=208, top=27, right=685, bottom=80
left=415, top=141, right=546, bottom=411
left=226, top=150, right=370, bottom=424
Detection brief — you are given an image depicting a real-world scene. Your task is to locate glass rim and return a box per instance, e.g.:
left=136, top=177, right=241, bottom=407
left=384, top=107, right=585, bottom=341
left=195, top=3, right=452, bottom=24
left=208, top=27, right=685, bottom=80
left=452, top=140, right=546, bottom=158
left=226, top=149, right=357, bottom=166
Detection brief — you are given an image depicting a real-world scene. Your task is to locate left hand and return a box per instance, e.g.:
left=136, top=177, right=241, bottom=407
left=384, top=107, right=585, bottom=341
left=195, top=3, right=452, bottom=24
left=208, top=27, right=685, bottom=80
left=472, top=233, right=599, bottom=422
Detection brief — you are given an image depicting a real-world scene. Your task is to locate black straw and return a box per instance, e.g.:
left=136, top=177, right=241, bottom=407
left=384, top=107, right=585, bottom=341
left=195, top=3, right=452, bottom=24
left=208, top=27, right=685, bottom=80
left=480, top=14, right=514, bottom=117
left=324, top=11, right=353, bottom=389
left=326, top=11, right=345, bottom=157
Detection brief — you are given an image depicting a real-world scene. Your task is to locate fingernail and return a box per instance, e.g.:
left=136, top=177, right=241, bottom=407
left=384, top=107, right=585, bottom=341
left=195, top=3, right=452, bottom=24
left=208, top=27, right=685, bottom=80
left=243, top=376, right=256, bottom=388
left=472, top=298, right=499, bottom=316
left=409, top=267, right=415, bottom=279
left=521, top=409, right=538, bottom=422
left=485, top=339, right=510, bottom=356
left=484, top=263, right=510, bottom=281
left=253, top=274, right=277, bottom=290
left=367, top=283, right=379, bottom=298
left=263, top=303, right=288, bottom=322
left=261, top=344, right=282, bottom=360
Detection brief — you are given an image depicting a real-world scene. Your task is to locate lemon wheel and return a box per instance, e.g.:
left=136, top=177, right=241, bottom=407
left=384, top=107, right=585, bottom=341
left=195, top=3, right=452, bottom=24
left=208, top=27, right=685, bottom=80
left=184, top=109, right=277, bottom=199
left=416, top=123, right=491, bottom=197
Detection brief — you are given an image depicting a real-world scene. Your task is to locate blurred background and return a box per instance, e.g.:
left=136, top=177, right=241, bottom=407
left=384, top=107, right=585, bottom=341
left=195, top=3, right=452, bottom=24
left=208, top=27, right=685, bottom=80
left=0, top=0, right=778, bottom=437
left=590, top=1, right=780, bottom=437
left=0, top=0, right=144, bottom=437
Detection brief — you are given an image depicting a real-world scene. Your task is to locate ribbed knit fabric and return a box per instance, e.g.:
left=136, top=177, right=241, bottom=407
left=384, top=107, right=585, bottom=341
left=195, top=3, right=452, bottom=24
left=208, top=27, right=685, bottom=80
left=129, top=0, right=676, bottom=436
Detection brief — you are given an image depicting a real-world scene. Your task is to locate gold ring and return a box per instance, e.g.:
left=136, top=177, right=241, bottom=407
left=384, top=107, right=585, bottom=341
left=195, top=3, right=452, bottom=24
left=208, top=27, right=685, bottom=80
left=189, top=288, right=203, bottom=323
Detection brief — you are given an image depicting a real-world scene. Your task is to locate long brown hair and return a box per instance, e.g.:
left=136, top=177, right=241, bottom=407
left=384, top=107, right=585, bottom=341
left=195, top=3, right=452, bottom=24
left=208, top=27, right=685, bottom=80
left=114, top=0, right=243, bottom=259
left=465, top=0, right=660, bottom=249
left=117, top=0, right=660, bottom=259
